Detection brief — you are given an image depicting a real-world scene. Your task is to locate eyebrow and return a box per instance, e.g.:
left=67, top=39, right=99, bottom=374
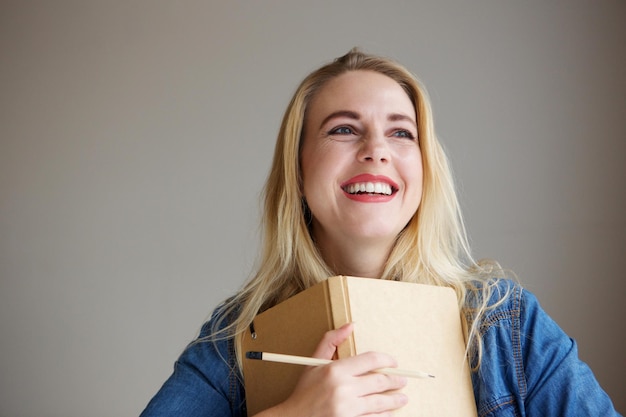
left=319, top=110, right=360, bottom=129
left=388, top=113, right=417, bottom=129
left=319, top=110, right=417, bottom=129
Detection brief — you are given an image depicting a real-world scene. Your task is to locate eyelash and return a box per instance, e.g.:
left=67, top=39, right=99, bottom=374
left=327, top=126, right=416, bottom=140
left=328, top=126, right=355, bottom=135
left=392, top=129, right=415, bottom=140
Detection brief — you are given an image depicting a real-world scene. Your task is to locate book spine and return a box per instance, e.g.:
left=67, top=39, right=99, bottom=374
left=326, top=275, right=356, bottom=358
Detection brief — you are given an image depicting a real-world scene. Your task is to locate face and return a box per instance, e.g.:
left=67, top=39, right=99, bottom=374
left=300, top=70, right=423, bottom=251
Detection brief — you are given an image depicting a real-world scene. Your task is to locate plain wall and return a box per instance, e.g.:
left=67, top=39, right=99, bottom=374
left=1, top=1, right=624, bottom=415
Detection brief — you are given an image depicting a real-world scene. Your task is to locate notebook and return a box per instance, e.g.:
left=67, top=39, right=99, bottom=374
left=242, top=275, right=477, bottom=416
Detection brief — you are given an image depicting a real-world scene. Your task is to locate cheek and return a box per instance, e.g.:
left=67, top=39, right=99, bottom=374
left=301, top=156, right=324, bottom=202
left=301, top=146, right=340, bottom=193
left=400, top=151, right=423, bottom=183
left=302, top=166, right=331, bottom=202
left=299, top=144, right=316, bottom=194
left=402, top=153, right=424, bottom=208
left=415, top=160, right=425, bottom=205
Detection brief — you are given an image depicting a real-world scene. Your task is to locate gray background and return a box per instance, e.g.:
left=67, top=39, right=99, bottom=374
left=1, top=1, right=624, bottom=416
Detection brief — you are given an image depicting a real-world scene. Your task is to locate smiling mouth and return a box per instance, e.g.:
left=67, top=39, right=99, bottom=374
left=342, top=182, right=395, bottom=196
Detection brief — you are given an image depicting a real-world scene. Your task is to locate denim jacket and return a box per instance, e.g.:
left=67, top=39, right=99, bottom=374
left=140, top=280, right=620, bottom=416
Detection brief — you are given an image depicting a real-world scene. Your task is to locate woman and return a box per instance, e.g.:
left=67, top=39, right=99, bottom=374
left=141, top=49, right=619, bottom=416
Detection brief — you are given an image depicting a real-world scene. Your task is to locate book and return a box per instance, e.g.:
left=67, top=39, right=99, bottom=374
left=242, top=275, right=477, bottom=416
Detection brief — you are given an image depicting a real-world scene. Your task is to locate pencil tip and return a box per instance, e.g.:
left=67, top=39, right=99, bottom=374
left=429, top=374, right=435, bottom=378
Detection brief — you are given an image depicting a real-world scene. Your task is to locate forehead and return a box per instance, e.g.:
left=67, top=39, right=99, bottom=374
left=307, top=70, right=415, bottom=120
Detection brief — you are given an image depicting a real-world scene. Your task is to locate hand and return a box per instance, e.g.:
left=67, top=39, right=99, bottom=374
left=256, top=323, right=408, bottom=417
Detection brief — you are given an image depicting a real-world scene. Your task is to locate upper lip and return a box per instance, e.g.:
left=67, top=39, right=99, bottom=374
left=340, top=174, right=399, bottom=192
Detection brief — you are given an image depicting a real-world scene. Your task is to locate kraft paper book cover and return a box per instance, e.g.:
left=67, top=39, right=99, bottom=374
left=241, top=275, right=477, bottom=417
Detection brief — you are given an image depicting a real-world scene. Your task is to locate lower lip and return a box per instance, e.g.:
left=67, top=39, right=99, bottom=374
left=343, top=190, right=395, bottom=202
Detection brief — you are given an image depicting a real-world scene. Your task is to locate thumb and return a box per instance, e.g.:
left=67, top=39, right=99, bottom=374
left=312, top=322, right=354, bottom=360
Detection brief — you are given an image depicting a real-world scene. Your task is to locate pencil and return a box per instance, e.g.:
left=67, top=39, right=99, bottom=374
left=245, top=351, right=435, bottom=379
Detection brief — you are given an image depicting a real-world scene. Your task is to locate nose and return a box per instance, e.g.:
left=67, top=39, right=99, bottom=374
left=357, top=132, right=389, bottom=163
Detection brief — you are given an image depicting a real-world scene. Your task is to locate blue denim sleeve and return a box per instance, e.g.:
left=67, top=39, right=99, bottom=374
left=520, top=289, right=620, bottom=416
left=139, top=319, right=246, bottom=417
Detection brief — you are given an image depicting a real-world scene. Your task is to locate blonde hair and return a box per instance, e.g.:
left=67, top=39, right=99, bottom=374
left=210, top=48, right=508, bottom=372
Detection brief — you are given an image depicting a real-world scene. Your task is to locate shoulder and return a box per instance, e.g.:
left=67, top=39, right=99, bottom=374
left=470, top=278, right=555, bottom=338
left=162, top=301, right=245, bottom=405
left=471, top=279, right=557, bottom=335
left=470, top=279, right=620, bottom=415
left=469, top=280, right=543, bottom=413
left=188, top=302, right=241, bottom=368
left=467, top=277, right=522, bottom=325
left=140, top=304, right=246, bottom=416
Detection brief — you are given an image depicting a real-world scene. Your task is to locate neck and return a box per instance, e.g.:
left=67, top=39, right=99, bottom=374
left=315, top=235, right=394, bottom=279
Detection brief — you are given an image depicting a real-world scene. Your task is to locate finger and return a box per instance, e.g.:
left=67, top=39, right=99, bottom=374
left=353, top=372, right=407, bottom=397
left=312, top=322, right=354, bottom=360
left=336, top=351, right=399, bottom=377
left=359, top=391, right=409, bottom=416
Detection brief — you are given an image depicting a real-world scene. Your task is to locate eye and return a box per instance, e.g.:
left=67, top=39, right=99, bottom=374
left=392, top=129, right=416, bottom=140
left=328, top=126, right=355, bottom=135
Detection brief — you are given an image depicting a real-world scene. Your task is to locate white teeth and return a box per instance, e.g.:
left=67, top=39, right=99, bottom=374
left=345, top=182, right=393, bottom=195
